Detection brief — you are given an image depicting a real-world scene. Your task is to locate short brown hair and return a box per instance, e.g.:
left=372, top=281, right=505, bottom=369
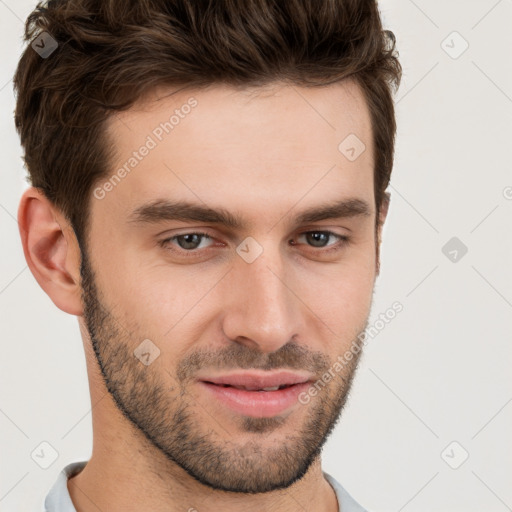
left=14, top=0, right=401, bottom=246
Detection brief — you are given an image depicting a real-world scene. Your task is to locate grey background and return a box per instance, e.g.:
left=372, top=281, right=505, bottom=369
left=1, top=1, right=511, bottom=511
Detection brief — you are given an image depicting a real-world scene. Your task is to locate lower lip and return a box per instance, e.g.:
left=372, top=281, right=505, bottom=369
left=198, top=381, right=311, bottom=418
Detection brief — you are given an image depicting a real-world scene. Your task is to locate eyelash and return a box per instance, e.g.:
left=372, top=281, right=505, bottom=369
left=158, top=230, right=350, bottom=257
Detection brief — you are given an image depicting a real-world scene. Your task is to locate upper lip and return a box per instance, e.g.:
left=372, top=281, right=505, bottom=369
left=198, top=370, right=314, bottom=390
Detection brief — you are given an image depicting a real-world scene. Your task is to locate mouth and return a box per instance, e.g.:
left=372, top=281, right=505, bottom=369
left=197, top=372, right=313, bottom=418
left=198, top=370, right=313, bottom=390
left=203, top=382, right=298, bottom=392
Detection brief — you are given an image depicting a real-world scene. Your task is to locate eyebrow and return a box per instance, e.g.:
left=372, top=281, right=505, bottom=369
left=127, top=198, right=373, bottom=230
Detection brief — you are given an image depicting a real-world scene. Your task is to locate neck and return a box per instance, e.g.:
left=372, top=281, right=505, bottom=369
left=67, top=399, right=339, bottom=512
left=69, top=327, right=340, bottom=512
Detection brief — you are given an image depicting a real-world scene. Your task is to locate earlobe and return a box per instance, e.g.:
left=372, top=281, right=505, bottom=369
left=17, top=187, right=84, bottom=316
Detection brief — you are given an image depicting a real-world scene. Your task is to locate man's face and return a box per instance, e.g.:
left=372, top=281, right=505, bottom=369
left=81, top=81, right=380, bottom=493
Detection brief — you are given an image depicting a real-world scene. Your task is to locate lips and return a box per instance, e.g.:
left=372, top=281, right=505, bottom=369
left=196, top=371, right=315, bottom=417
left=199, top=370, right=313, bottom=391
left=209, top=383, right=292, bottom=391
left=199, top=381, right=312, bottom=417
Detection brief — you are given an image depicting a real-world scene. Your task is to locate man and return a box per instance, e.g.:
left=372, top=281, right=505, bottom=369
left=14, top=0, right=401, bottom=510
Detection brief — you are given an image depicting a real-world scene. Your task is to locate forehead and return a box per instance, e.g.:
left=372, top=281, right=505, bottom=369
left=97, top=80, right=374, bottom=224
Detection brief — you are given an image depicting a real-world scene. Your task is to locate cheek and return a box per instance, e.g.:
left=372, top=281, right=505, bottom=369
left=299, top=250, right=376, bottom=343
left=100, top=262, right=224, bottom=342
left=312, top=273, right=374, bottom=335
left=90, top=225, right=376, bottom=349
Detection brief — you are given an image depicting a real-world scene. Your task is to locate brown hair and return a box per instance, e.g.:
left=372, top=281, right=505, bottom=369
left=13, top=0, right=401, bottom=247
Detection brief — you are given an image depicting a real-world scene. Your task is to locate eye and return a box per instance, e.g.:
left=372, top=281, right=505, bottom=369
left=159, top=230, right=350, bottom=257
left=292, top=231, right=349, bottom=251
left=160, top=232, right=214, bottom=252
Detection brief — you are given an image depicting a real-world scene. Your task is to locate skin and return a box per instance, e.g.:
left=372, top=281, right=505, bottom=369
left=18, top=79, right=389, bottom=512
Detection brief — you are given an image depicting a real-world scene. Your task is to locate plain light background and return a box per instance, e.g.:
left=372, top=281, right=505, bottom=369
left=1, top=1, right=511, bottom=511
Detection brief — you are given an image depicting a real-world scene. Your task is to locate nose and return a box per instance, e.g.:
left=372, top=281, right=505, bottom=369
left=221, top=244, right=305, bottom=353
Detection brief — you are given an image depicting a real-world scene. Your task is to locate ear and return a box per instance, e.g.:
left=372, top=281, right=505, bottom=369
left=17, top=187, right=83, bottom=316
left=376, top=191, right=390, bottom=276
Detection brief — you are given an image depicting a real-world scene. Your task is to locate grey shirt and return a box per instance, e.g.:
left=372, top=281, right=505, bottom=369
left=42, top=460, right=369, bottom=512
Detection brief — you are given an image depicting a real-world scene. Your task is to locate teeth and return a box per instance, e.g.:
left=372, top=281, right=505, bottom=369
left=223, top=384, right=285, bottom=391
